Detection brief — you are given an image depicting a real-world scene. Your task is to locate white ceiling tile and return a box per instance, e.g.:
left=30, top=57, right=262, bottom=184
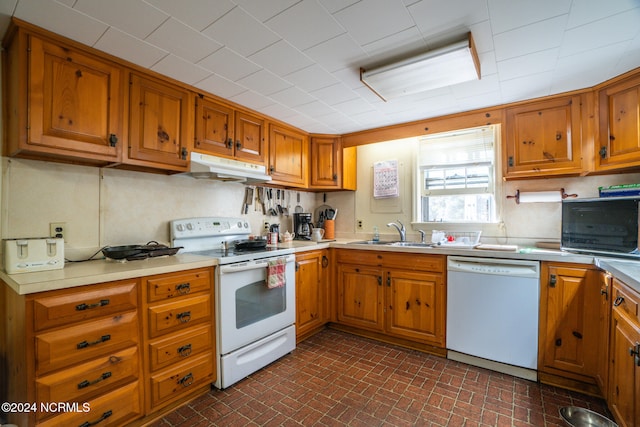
left=283, top=64, right=339, bottom=92
left=500, top=72, right=553, bottom=103
left=94, top=26, right=168, bottom=68
left=234, top=0, right=302, bottom=22
left=151, top=54, right=211, bottom=85
left=295, top=100, right=337, bottom=117
left=145, top=0, right=234, bottom=31
left=487, top=0, right=571, bottom=35
left=259, top=103, right=299, bottom=119
left=269, top=85, right=316, bottom=107
left=331, top=67, right=363, bottom=90
left=249, top=40, right=313, bottom=76
left=14, top=0, right=108, bottom=45
left=318, top=0, right=359, bottom=14
left=408, top=0, right=489, bottom=39
left=361, top=27, right=425, bottom=57
left=146, top=18, right=221, bottom=63
left=304, top=33, right=368, bottom=73
left=478, top=50, right=498, bottom=78
left=333, top=0, right=414, bottom=45
left=566, top=0, right=639, bottom=28
left=451, top=74, right=499, bottom=98
left=559, top=11, right=640, bottom=57
left=332, top=98, right=376, bottom=116
left=193, top=73, right=247, bottom=99
left=265, top=0, right=345, bottom=51
left=469, top=20, right=494, bottom=53
left=497, top=49, right=559, bottom=81
left=202, top=6, right=280, bottom=56
left=493, top=16, right=566, bottom=62
left=74, top=0, right=168, bottom=39
left=230, top=90, right=276, bottom=110
left=310, top=83, right=358, bottom=106
left=198, top=48, right=261, bottom=81
left=237, top=69, right=292, bottom=96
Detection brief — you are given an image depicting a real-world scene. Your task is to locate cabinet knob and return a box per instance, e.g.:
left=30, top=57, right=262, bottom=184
left=599, top=146, right=608, bottom=159
left=549, top=274, right=557, bottom=287
left=109, top=134, right=118, bottom=147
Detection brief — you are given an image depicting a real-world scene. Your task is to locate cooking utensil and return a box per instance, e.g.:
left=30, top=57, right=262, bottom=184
left=282, top=190, right=290, bottom=216
left=268, top=189, right=278, bottom=216
left=233, top=239, right=267, bottom=251
left=256, top=187, right=266, bottom=214
left=294, top=192, right=303, bottom=213
left=101, top=241, right=182, bottom=260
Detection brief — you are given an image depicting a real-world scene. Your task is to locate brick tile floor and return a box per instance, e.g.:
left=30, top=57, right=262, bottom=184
left=152, top=329, right=611, bottom=426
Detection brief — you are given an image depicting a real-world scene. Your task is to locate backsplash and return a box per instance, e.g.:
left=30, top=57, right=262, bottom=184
left=1, top=158, right=316, bottom=259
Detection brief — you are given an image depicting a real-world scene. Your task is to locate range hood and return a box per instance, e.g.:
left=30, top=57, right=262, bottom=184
left=185, top=152, right=272, bottom=183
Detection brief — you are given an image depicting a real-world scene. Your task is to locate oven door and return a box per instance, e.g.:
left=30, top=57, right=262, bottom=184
left=217, top=254, right=295, bottom=354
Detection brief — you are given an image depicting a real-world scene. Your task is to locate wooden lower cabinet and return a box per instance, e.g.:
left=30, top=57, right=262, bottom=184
left=1, top=278, right=144, bottom=427
left=141, top=267, right=215, bottom=415
left=295, top=249, right=330, bottom=341
left=334, top=249, right=445, bottom=351
left=538, top=263, right=606, bottom=395
left=608, top=278, right=640, bottom=427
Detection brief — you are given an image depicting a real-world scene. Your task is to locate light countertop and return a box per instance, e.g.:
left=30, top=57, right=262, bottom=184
left=3, top=239, right=639, bottom=296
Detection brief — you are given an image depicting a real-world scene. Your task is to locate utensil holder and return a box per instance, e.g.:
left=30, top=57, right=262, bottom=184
left=323, top=219, right=335, bottom=240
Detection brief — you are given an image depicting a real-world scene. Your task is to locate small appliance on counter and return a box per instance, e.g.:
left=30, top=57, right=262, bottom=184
left=3, top=237, right=64, bottom=274
left=293, top=212, right=313, bottom=240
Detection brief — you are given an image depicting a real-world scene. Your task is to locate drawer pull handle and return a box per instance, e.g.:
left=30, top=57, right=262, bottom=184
left=613, top=296, right=625, bottom=307
left=76, top=299, right=110, bottom=311
left=179, top=372, right=194, bottom=387
left=77, top=371, right=112, bottom=389
left=177, top=311, right=191, bottom=323
left=77, top=334, right=111, bottom=349
left=178, top=343, right=192, bottom=357
left=79, top=409, right=112, bottom=427
left=176, top=282, right=191, bottom=294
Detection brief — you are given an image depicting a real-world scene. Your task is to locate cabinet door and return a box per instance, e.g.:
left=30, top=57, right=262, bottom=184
left=128, top=74, right=190, bottom=170
left=505, top=95, right=583, bottom=178
left=27, top=35, right=123, bottom=161
left=336, top=263, right=384, bottom=332
left=608, top=309, right=640, bottom=427
left=597, top=75, right=640, bottom=170
left=310, top=137, right=340, bottom=188
left=194, top=96, right=234, bottom=157
left=296, top=250, right=328, bottom=339
left=268, top=125, right=308, bottom=187
left=235, top=111, right=266, bottom=164
left=385, top=269, right=444, bottom=346
left=539, top=264, right=600, bottom=379
left=596, top=272, right=612, bottom=396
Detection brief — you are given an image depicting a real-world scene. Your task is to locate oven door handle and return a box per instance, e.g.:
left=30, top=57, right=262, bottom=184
left=219, top=254, right=294, bottom=274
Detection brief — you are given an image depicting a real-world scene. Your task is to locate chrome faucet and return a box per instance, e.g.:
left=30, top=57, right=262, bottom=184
left=418, top=229, right=426, bottom=243
left=386, top=220, right=406, bottom=242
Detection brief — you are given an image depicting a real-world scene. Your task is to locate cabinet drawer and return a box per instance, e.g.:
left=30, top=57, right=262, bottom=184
left=32, top=279, right=137, bottom=331
left=149, top=324, right=212, bottom=372
left=35, top=311, right=139, bottom=375
left=37, top=380, right=142, bottom=427
left=148, top=353, right=213, bottom=410
left=336, top=249, right=384, bottom=265
left=146, top=268, right=211, bottom=302
left=613, top=279, right=640, bottom=325
left=36, top=346, right=139, bottom=419
left=336, top=249, right=444, bottom=272
left=147, top=294, right=211, bottom=338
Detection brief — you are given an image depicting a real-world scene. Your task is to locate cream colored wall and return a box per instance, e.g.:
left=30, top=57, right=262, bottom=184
left=325, top=139, right=640, bottom=246
left=1, top=158, right=317, bottom=259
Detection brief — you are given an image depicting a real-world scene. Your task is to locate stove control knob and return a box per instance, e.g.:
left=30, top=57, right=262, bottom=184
left=186, top=223, right=194, bottom=230
left=237, top=221, right=243, bottom=229
left=176, top=224, right=184, bottom=232
left=244, top=222, right=249, bottom=229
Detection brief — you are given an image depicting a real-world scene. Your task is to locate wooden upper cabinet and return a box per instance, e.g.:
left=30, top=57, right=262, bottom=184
left=127, top=73, right=191, bottom=171
left=596, top=73, right=640, bottom=171
left=310, top=136, right=340, bottom=189
left=268, top=124, right=308, bottom=187
left=4, top=29, right=124, bottom=164
left=504, top=95, right=584, bottom=178
left=194, top=96, right=266, bottom=165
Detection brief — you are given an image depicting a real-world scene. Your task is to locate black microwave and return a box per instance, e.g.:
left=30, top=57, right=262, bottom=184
left=561, top=196, right=640, bottom=258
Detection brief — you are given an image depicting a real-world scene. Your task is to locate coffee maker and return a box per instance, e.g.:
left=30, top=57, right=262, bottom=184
left=293, top=213, right=313, bottom=240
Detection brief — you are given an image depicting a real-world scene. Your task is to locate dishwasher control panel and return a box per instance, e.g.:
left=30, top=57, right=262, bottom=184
left=447, top=256, right=540, bottom=278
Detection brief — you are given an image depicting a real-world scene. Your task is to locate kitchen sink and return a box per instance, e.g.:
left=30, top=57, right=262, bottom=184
left=389, top=242, right=434, bottom=247
left=349, top=240, right=398, bottom=245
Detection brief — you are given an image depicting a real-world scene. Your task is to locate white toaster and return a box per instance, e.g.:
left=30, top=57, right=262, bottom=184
left=4, top=238, right=65, bottom=274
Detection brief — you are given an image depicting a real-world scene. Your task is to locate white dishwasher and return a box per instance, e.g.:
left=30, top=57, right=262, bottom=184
left=446, top=256, right=540, bottom=380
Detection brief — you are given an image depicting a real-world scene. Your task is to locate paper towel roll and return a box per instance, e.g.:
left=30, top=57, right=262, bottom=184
left=518, top=191, right=562, bottom=203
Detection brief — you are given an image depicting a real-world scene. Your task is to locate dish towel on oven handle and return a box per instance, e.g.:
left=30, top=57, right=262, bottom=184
left=267, top=257, right=287, bottom=289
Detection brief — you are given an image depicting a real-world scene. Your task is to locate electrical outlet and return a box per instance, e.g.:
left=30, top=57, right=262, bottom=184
left=357, top=219, right=363, bottom=229
left=50, top=222, right=66, bottom=240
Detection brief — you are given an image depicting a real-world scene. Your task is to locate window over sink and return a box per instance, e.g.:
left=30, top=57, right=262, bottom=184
left=417, top=125, right=500, bottom=223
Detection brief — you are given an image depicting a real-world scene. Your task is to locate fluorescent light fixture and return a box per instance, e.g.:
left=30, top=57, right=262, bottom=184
left=360, top=32, right=481, bottom=101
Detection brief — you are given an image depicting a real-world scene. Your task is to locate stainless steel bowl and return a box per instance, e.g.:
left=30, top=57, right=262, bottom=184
left=559, top=407, right=618, bottom=427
